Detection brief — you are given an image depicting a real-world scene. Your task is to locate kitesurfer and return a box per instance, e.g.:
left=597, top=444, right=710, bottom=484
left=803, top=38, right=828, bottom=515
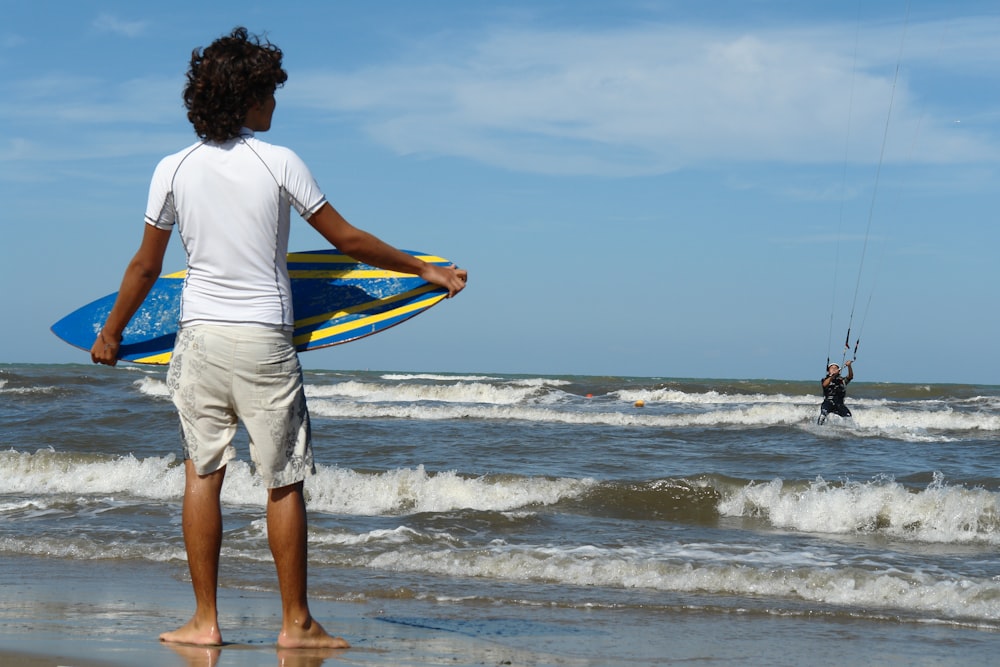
left=818, top=360, right=854, bottom=424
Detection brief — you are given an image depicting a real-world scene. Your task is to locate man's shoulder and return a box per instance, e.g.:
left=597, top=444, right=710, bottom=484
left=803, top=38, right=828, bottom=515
left=242, top=137, right=313, bottom=178
left=243, top=134, right=294, bottom=153
left=155, top=140, right=206, bottom=169
left=147, top=143, right=202, bottom=186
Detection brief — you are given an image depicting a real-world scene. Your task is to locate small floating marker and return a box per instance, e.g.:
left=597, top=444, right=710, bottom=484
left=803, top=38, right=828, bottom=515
left=585, top=393, right=593, bottom=398
left=634, top=399, right=645, bottom=408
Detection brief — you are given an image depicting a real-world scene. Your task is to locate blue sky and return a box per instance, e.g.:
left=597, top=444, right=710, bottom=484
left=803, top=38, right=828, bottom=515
left=3, top=1, right=998, bottom=384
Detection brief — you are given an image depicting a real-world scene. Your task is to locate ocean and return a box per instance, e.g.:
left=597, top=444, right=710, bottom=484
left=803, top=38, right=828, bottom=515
left=1, top=363, right=998, bottom=664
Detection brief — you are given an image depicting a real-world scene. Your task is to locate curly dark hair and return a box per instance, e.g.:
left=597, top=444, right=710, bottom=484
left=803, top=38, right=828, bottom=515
left=183, top=27, right=288, bottom=142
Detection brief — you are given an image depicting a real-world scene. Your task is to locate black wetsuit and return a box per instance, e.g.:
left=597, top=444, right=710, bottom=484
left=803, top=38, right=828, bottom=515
left=818, top=375, right=851, bottom=424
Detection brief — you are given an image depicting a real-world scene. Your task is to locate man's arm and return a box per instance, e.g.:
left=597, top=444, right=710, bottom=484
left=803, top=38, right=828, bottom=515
left=308, top=202, right=467, bottom=297
left=844, top=360, right=854, bottom=383
left=90, top=224, right=172, bottom=366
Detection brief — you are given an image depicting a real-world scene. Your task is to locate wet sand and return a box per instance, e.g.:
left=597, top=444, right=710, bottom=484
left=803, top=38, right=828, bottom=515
left=2, top=554, right=998, bottom=666
left=0, top=555, right=568, bottom=667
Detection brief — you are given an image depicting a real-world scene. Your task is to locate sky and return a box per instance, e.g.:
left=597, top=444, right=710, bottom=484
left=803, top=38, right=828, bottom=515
left=2, top=1, right=998, bottom=384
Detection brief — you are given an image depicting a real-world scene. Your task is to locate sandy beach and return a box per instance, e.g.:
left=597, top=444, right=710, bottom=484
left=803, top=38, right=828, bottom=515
left=3, top=552, right=999, bottom=667
left=0, top=555, right=547, bottom=667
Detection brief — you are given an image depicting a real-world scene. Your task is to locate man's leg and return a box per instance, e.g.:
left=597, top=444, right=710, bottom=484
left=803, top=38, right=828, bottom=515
left=818, top=402, right=830, bottom=425
left=160, top=461, right=226, bottom=646
left=267, top=481, right=350, bottom=649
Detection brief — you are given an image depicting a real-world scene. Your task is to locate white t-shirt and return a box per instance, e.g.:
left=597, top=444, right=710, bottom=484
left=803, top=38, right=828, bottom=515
left=145, top=129, right=326, bottom=329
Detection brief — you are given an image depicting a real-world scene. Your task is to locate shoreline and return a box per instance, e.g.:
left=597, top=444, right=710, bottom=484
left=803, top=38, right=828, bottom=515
left=0, top=555, right=567, bottom=667
left=2, top=553, right=999, bottom=666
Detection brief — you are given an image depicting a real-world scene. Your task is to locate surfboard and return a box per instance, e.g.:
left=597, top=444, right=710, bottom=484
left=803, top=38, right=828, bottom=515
left=51, top=249, right=452, bottom=364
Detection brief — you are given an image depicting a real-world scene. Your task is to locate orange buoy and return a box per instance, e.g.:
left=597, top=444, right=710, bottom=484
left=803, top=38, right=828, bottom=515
left=634, top=399, right=645, bottom=408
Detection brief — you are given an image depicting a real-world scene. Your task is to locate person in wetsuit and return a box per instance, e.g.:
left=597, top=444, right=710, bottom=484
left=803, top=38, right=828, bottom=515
left=818, top=360, right=854, bottom=424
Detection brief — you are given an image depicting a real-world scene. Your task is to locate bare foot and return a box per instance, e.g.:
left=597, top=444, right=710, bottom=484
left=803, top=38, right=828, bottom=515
left=276, top=616, right=350, bottom=650
left=159, top=617, right=224, bottom=647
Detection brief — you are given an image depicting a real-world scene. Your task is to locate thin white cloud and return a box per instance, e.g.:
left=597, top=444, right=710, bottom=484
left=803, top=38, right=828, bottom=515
left=92, top=14, right=148, bottom=38
left=2, top=33, right=26, bottom=49
left=286, top=17, right=1000, bottom=176
left=5, top=75, right=181, bottom=126
left=1, top=74, right=186, bottom=170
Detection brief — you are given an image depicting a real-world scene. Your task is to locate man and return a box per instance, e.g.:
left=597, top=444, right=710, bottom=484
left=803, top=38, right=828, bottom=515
left=90, top=27, right=467, bottom=649
left=818, top=360, right=854, bottom=425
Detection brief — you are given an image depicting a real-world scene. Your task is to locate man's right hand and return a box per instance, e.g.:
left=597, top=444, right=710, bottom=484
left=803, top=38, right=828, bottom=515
left=422, top=263, right=468, bottom=298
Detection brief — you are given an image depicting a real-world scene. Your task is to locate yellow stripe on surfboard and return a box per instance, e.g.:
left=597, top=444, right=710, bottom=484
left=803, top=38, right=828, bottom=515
left=287, top=269, right=423, bottom=280
left=286, top=252, right=449, bottom=265
left=132, top=350, right=173, bottom=365
left=294, top=284, right=441, bottom=329
left=129, top=285, right=447, bottom=365
left=294, top=292, right=447, bottom=347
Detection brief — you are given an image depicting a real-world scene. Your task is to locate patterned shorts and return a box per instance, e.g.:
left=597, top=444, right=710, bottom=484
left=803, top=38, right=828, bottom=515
left=166, top=324, right=315, bottom=488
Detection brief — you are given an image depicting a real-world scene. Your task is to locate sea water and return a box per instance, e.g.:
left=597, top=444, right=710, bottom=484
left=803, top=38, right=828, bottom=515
left=1, top=363, right=998, bottom=662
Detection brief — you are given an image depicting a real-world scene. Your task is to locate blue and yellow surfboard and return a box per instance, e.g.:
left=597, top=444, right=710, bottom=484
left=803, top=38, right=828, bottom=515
left=51, top=250, right=452, bottom=364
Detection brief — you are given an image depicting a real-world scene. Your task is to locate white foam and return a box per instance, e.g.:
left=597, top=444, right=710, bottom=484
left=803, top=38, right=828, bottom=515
left=0, top=380, right=58, bottom=395
left=132, top=374, right=999, bottom=436
left=0, top=535, right=185, bottom=563
left=0, top=448, right=592, bottom=517
left=311, top=525, right=430, bottom=547
left=305, top=395, right=995, bottom=440
left=306, top=464, right=595, bottom=516
left=0, top=449, right=261, bottom=508
left=133, top=376, right=170, bottom=397
left=614, top=387, right=811, bottom=406
left=306, top=380, right=545, bottom=405
left=0, top=450, right=182, bottom=499
left=380, top=373, right=503, bottom=382
left=0, top=498, right=44, bottom=513
left=307, top=399, right=826, bottom=428
left=718, top=474, right=1000, bottom=545
left=362, top=540, right=1000, bottom=621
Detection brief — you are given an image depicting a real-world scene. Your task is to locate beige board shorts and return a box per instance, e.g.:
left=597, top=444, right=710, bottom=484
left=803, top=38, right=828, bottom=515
left=166, top=324, right=315, bottom=488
